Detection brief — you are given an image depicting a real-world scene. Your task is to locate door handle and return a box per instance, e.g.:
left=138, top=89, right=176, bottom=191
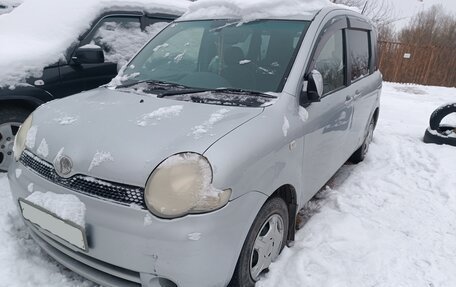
left=355, top=90, right=361, bottom=96
left=345, top=95, right=354, bottom=103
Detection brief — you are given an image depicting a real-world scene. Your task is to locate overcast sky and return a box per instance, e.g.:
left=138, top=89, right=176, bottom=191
left=390, top=0, right=456, bottom=29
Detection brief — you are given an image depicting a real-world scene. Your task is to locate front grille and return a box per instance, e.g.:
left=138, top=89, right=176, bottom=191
left=20, top=150, right=146, bottom=209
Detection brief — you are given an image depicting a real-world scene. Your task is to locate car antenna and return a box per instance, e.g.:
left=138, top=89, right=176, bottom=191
left=361, top=0, right=368, bottom=14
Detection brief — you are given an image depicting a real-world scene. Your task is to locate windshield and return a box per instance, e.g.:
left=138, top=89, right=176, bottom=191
left=118, top=20, right=310, bottom=93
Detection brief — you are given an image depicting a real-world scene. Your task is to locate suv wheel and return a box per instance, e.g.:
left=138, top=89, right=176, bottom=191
left=0, top=107, right=30, bottom=172
left=229, top=197, right=289, bottom=287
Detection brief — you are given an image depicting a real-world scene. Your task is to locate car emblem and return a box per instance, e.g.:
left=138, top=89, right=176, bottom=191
left=54, top=155, right=73, bottom=177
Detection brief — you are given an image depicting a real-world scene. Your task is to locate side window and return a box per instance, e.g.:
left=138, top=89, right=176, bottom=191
left=80, top=17, right=169, bottom=66
left=314, top=30, right=345, bottom=95
left=348, top=29, right=370, bottom=81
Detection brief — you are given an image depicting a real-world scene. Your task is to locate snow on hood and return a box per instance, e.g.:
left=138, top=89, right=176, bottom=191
left=180, top=0, right=336, bottom=22
left=0, top=0, right=188, bottom=87
left=27, top=88, right=263, bottom=186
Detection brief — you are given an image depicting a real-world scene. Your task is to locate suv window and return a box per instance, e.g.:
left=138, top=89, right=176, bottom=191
left=314, top=30, right=345, bottom=95
left=348, top=29, right=370, bottom=81
left=80, top=16, right=169, bottom=66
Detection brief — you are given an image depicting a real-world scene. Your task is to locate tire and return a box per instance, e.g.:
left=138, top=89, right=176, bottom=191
left=429, top=103, right=456, bottom=131
left=423, top=125, right=456, bottom=147
left=350, top=117, right=376, bottom=164
left=0, top=106, right=31, bottom=172
left=424, top=104, right=456, bottom=147
left=229, top=197, right=289, bottom=287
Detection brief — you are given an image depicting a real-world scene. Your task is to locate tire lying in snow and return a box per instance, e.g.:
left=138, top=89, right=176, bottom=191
left=423, top=103, right=456, bottom=147
left=429, top=103, right=456, bottom=130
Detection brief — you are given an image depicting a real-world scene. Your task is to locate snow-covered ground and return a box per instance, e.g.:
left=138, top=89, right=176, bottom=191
left=0, top=82, right=456, bottom=286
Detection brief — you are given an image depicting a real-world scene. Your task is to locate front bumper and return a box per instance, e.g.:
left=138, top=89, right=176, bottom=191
left=8, top=162, right=267, bottom=287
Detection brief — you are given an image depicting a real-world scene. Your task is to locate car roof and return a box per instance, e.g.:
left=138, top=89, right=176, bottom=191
left=176, top=5, right=366, bottom=23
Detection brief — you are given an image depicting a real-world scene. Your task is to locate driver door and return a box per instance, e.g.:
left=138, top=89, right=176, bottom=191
left=301, top=19, right=355, bottom=195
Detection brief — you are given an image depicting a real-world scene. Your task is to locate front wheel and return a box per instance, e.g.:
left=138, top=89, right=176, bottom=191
left=0, top=107, right=31, bottom=172
left=229, top=197, right=289, bottom=287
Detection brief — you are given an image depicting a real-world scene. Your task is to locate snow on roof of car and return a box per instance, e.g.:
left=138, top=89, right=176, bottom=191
left=0, top=0, right=189, bottom=88
left=180, top=0, right=338, bottom=22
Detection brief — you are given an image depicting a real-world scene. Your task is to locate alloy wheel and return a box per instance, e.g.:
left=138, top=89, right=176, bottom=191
left=0, top=122, right=21, bottom=172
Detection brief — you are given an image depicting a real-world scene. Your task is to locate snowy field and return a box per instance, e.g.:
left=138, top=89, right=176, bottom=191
left=1, top=82, right=456, bottom=287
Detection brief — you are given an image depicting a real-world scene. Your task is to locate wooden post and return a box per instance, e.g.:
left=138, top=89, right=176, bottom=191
left=423, top=46, right=435, bottom=85
left=393, top=43, right=403, bottom=82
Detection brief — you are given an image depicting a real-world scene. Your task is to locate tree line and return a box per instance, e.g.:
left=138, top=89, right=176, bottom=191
left=332, top=0, right=456, bottom=47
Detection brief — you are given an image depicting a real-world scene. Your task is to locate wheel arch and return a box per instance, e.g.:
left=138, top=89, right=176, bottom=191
left=0, top=97, right=43, bottom=112
left=0, top=85, right=53, bottom=112
left=270, top=184, right=298, bottom=245
left=372, top=107, right=380, bottom=128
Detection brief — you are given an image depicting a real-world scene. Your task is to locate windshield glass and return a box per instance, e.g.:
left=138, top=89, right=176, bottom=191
left=118, top=20, right=310, bottom=93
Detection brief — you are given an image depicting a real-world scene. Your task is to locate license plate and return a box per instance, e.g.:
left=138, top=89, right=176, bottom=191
left=19, top=199, right=88, bottom=251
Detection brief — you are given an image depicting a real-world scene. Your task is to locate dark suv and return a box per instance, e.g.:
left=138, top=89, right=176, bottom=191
left=0, top=10, right=180, bottom=171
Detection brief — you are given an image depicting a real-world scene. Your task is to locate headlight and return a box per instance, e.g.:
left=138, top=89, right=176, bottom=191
left=145, top=153, right=231, bottom=218
left=13, top=114, right=33, bottom=161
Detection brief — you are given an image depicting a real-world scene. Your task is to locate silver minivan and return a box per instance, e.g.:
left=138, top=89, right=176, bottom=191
left=8, top=5, right=381, bottom=287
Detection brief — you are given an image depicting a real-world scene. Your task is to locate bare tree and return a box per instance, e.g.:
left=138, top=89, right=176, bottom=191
left=331, top=0, right=394, bottom=26
left=398, top=5, right=456, bottom=47
left=377, top=24, right=396, bottom=42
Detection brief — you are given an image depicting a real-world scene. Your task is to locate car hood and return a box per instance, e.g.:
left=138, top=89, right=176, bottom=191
left=28, top=88, right=263, bottom=186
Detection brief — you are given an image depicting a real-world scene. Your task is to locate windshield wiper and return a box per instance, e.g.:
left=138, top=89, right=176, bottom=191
left=116, top=80, right=207, bottom=96
left=116, top=80, right=192, bottom=90
left=117, top=81, right=278, bottom=99
left=211, top=88, right=277, bottom=98
left=157, top=88, right=277, bottom=99
left=157, top=88, right=208, bottom=98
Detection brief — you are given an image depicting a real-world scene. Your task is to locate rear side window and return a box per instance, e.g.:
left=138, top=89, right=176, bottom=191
left=348, top=29, right=370, bottom=81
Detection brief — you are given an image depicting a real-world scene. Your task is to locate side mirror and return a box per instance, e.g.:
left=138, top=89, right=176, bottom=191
left=72, top=45, right=104, bottom=64
left=300, top=70, right=324, bottom=105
